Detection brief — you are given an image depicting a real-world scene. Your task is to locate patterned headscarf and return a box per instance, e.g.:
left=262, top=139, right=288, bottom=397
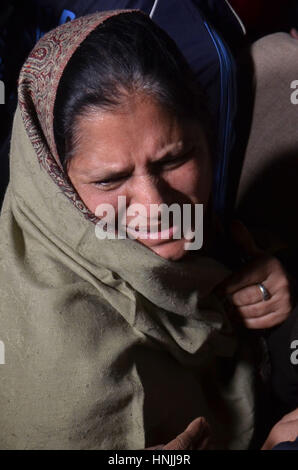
left=18, top=10, right=135, bottom=223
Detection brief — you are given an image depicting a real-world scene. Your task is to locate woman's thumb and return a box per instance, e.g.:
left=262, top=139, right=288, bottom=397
left=162, top=417, right=210, bottom=450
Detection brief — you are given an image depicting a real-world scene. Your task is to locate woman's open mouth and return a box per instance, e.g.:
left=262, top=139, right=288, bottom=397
left=125, top=224, right=180, bottom=242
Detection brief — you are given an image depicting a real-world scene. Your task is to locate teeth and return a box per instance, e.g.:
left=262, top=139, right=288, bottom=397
left=126, top=226, right=160, bottom=233
left=120, top=224, right=174, bottom=236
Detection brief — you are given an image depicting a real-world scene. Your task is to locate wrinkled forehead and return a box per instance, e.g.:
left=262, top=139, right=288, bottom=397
left=17, top=9, right=139, bottom=167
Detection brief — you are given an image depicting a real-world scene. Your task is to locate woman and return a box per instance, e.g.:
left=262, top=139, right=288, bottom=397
left=0, top=9, right=292, bottom=450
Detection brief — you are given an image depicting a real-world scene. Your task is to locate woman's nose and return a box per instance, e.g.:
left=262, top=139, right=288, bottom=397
left=128, top=174, right=166, bottom=209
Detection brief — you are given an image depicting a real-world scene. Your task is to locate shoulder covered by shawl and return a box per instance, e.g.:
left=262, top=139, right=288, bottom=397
left=0, top=11, right=255, bottom=449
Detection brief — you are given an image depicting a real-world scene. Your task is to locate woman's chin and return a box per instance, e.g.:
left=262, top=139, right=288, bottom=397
left=140, top=238, right=192, bottom=261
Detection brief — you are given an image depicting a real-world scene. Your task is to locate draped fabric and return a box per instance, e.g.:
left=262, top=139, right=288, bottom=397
left=0, top=10, right=255, bottom=449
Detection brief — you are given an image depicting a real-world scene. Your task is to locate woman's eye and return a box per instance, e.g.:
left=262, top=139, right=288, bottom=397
left=93, top=175, right=127, bottom=190
left=162, top=150, right=193, bottom=169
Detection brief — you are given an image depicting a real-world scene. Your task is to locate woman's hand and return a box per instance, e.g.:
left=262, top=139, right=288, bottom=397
left=146, top=417, right=210, bottom=450
left=216, top=221, right=293, bottom=329
left=262, top=408, right=298, bottom=450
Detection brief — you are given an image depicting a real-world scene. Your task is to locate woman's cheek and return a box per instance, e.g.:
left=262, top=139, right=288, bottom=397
left=189, top=157, right=212, bottom=203
left=169, top=160, right=210, bottom=204
left=76, top=184, right=120, bottom=215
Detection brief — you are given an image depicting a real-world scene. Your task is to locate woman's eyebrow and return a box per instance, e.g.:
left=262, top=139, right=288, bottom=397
left=154, top=141, right=184, bottom=159
left=82, top=166, right=132, bottom=180
left=152, top=141, right=194, bottom=163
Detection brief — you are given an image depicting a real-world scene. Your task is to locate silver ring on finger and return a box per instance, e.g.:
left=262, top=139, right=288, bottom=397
left=257, top=283, right=271, bottom=302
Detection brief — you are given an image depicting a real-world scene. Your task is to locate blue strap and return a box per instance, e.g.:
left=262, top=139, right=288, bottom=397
left=59, top=9, right=76, bottom=25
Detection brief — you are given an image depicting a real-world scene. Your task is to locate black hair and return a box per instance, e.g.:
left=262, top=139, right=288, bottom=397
left=54, top=11, right=212, bottom=168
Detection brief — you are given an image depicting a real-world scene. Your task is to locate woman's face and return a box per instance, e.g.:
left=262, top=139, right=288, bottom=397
left=67, top=93, right=212, bottom=260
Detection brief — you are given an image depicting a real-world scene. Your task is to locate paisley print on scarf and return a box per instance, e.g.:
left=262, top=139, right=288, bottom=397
left=17, top=10, right=136, bottom=223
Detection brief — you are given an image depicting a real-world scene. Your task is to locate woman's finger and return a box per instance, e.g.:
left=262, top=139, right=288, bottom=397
left=242, top=311, right=288, bottom=329
left=217, top=270, right=264, bottom=296
left=217, top=255, right=286, bottom=297
left=216, top=257, right=269, bottom=296
left=235, top=296, right=279, bottom=318
left=162, top=417, right=210, bottom=450
left=229, top=284, right=268, bottom=306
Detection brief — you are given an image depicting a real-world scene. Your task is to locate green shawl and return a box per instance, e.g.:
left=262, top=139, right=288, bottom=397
left=0, top=10, right=255, bottom=450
